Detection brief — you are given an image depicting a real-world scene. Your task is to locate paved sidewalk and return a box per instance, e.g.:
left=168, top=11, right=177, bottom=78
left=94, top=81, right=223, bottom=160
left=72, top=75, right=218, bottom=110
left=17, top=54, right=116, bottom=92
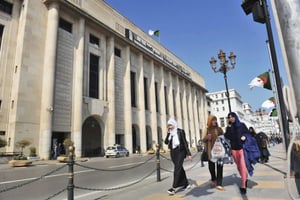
left=103, top=144, right=294, bottom=200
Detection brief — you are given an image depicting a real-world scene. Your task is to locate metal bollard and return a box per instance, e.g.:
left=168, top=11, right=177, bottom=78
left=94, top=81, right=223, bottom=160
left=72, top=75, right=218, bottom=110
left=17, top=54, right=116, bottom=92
left=156, top=144, right=161, bottom=182
left=68, top=146, right=75, bottom=200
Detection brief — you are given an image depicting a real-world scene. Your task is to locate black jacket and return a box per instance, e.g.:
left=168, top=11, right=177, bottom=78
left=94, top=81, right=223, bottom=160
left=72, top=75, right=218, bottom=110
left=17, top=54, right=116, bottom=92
left=164, top=128, right=191, bottom=157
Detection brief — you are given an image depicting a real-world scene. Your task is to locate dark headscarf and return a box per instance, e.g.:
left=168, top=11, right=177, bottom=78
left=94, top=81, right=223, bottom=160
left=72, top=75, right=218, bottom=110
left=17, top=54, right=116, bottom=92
left=227, top=112, right=242, bottom=127
left=225, top=112, right=249, bottom=150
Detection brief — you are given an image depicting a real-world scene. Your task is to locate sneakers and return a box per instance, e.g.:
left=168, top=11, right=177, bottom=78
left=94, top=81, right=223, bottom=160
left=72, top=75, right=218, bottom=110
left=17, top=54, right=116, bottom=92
left=167, top=188, right=175, bottom=195
left=216, top=185, right=225, bottom=191
left=240, top=187, right=247, bottom=195
left=168, top=184, right=191, bottom=195
left=182, top=184, right=192, bottom=190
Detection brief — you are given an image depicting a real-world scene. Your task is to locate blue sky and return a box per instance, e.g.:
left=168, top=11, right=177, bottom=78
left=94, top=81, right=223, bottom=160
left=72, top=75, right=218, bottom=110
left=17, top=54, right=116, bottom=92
left=104, top=0, right=287, bottom=111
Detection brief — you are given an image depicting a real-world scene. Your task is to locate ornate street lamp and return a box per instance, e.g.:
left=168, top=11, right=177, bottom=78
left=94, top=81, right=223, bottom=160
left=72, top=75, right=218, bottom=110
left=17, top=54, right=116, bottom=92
left=209, top=50, right=236, bottom=113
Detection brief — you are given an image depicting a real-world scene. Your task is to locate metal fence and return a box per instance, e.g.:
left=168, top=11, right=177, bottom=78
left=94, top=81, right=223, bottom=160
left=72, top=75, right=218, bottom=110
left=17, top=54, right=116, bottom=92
left=0, top=146, right=202, bottom=200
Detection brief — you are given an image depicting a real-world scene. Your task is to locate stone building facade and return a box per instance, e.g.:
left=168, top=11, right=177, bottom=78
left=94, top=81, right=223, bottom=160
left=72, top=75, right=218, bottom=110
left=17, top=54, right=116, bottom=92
left=0, top=0, right=207, bottom=159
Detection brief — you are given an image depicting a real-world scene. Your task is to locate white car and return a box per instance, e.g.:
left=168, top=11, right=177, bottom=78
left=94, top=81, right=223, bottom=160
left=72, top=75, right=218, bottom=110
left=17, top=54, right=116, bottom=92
left=105, top=145, right=129, bottom=158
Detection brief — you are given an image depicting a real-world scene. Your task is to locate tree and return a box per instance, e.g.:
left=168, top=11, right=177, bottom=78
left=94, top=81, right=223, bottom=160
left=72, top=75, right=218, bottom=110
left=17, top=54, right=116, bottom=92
left=16, top=139, right=31, bottom=156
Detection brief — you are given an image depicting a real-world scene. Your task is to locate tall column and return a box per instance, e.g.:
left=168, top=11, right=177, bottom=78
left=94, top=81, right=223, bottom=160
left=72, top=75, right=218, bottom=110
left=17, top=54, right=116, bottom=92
left=179, top=79, right=185, bottom=129
left=195, top=90, right=202, bottom=139
left=123, top=46, right=132, bottom=152
left=182, top=81, right=188, bottom=133
left=186, top=83, right=193, bottom=146
left=168, top=72, right=174, bottom=117
left=100, top=36, right=107, bottom=101
left=149, top=61, right=158, bottom=145
left=137, top=53, right=146, bottom=152
left=200, top=91, right=207, bottom=131
left=191, top=87, right=198, bottom=147
left=5, top=0, right=24, bottom=152
left=106, top=37, right=115, bottom=146
left=159, top=67, right=167, bottom=147
left=192, top=89, right=200, bottom=140
left=39, top=3, right=59, bottom=159
left=174, top=76, right=182, bottom=127
left=72, top=18, right=85, bottom=158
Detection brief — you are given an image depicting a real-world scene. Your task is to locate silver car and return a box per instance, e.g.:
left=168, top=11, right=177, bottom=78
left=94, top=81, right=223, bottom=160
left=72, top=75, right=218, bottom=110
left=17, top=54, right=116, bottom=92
left=105, top=145, right=129, bottom=158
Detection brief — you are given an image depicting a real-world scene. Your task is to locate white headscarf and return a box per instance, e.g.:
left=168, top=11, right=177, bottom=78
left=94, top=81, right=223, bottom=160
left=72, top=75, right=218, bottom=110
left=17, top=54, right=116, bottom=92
left=167, top=118, right=180, bottom=149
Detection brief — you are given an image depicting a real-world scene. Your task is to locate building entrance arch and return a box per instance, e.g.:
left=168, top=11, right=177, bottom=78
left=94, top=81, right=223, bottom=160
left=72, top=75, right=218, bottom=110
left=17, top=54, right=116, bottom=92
left=82, top=116, right=103, bottom=157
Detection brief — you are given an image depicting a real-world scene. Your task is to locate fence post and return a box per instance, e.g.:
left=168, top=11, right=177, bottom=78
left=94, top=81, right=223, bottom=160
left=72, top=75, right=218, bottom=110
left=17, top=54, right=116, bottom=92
left=156, top=144, right=161, bottom=182
left=68, top=146, right=75, bottom=200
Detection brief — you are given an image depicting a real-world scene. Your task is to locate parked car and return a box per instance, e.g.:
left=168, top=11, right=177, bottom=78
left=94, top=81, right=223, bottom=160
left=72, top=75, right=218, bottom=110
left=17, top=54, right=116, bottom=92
left=105, top=145, right=129, bottom=158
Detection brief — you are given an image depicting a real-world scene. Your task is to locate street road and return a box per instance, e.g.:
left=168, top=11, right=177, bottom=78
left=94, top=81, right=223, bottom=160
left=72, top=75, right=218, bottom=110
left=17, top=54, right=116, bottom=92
left=0, top=153, right=176, bottom=200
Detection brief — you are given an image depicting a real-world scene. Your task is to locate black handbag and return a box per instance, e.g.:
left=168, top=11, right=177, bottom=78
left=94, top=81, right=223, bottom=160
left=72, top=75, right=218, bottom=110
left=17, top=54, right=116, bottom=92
left=201, top=149, right=209, bottom=162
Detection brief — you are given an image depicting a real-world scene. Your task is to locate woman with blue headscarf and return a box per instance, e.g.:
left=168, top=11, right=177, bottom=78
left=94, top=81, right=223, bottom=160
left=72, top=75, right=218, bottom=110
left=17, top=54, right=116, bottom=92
left=225, top=112, right=248, bottom=195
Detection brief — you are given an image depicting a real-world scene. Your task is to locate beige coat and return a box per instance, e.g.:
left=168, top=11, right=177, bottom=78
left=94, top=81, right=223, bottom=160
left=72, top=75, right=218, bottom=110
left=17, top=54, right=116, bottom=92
left=202, top=115, right=224, bottom=160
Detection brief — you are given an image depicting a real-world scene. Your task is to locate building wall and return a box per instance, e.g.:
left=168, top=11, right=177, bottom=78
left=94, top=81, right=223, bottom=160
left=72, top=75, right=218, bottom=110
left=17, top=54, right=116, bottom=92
left=0, top=0, right=48, bottom=152
left=0, top=0, right=207, bottom=159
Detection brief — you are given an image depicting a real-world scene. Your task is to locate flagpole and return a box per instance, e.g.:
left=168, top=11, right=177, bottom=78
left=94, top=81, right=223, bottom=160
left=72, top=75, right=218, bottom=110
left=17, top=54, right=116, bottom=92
left=263, top=0, right=290, bottom=151
left=266, top=40, right=280, bottom=118
left=266, top=40, right=276, bottom=93
left=266, top=39, right=285, bottom=139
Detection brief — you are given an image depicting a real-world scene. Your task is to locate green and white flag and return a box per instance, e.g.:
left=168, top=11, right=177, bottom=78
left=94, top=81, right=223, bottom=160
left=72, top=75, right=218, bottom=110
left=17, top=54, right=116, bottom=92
left=148, top=29, right=160, bottom=37
left=261, top=97, right=276, bottom=109
left=248, top=71, right=272, bottom=90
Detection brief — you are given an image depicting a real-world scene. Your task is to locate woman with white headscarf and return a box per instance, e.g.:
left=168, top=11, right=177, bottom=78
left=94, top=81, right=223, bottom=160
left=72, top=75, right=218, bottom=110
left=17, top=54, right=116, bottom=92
left=164, top=118, right=192, bottom=195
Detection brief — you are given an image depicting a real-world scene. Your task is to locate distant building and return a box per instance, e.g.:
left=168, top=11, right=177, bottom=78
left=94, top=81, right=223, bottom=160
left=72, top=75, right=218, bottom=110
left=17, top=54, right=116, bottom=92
left=251, top=109, right=279, bottom=137
left=206, top=88, right=278, bottom=133
left=207, top=89, right=249, bottom=129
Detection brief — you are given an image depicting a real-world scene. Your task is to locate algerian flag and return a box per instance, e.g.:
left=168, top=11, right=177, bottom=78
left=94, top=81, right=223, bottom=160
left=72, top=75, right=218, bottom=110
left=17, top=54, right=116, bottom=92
left=261, top=97, right=276, bottom=109
left=148, top=29, right=160, bottom=37
left=248, top=71, right=272, bottom=90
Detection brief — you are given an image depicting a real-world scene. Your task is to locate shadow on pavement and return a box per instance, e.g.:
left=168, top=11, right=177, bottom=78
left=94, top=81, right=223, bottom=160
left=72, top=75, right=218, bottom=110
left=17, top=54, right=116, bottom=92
left=184, top=173, right=250, bottom=198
